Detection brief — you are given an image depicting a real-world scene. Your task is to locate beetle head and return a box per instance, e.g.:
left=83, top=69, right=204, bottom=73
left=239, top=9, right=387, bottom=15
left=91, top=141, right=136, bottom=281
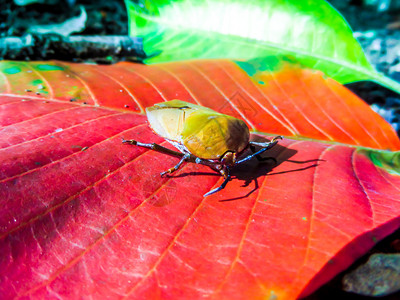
left=221, top=151, right=236, bottom=166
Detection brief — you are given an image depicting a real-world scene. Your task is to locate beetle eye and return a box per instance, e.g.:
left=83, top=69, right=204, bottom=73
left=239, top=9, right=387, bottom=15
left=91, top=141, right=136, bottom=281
left=221, top=151, right=236, bottom=166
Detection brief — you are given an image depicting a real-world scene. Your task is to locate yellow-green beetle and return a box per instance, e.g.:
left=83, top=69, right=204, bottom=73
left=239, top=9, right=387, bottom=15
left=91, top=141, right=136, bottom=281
left=123, top=100, right=282, bottom=196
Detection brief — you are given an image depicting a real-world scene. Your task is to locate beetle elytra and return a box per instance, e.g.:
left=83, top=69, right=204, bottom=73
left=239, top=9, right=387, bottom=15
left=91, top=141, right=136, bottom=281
left=123, top=100, right=282, bottom=196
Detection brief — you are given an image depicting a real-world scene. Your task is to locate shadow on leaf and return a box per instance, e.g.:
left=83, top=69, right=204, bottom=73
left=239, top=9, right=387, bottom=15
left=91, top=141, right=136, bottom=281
left=159, top=136, right=325, bottom=203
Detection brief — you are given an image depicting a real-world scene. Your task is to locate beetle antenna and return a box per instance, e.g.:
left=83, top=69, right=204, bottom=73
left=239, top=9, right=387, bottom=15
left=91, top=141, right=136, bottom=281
left=236, top=136, right=282, bottom=165
left=204, top=167, right=231, bottom=197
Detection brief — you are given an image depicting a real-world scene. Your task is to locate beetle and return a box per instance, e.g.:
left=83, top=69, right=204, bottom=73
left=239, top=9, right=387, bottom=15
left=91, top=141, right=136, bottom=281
left=123, top=100, right=282, bottom=196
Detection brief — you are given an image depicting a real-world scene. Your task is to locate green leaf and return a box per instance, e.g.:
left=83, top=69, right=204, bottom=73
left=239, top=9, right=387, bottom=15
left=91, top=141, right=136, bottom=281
left=360, top=149, right=400, bottom=176
left=125, top=0, right=400, bottom=92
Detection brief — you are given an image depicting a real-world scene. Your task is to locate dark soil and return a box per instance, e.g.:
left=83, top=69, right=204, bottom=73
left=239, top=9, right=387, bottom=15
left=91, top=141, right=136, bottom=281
left=0, top=0, right=128, bottom=37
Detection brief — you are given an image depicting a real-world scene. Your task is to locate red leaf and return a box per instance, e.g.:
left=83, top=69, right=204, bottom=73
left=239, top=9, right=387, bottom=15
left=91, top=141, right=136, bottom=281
left=1, top=60, right=400, bottom=299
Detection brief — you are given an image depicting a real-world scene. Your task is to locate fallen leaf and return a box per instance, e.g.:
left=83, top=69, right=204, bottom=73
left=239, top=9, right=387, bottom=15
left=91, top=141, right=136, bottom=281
left=1, top=60, right=399, bottom=299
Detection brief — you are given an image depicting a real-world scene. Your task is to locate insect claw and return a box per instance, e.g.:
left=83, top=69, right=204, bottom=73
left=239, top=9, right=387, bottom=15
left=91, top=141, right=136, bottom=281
left=203, top=178, right=230, bottom=197
left=203, top=188, right=219, bottom=197
left=122, top=138, right=138, bottom=145
left=160, top=170, right=170, bottom=177
left=203, top=167, right=231, bottom=197
left=160, top=166, right=177, bottom=177
left=272, top=135, right=283, bottom=142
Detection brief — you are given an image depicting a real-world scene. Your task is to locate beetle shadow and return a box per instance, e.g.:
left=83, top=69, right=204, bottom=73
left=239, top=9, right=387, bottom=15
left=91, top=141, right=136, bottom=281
left=219, top=143, right=312, bottom=202
left=175, top=136, right=325, bottom=202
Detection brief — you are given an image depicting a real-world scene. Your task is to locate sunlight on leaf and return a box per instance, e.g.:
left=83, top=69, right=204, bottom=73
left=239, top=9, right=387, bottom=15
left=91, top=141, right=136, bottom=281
left=125, top=0, right=400, bottom=92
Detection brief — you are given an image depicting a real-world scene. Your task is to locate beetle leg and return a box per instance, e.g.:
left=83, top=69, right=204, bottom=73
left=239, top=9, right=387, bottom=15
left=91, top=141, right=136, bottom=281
left=236, top=136, right=283, bottom=165
left=249, top=144, right=267, bottom=162
left=160, top=153, right=191, bottom=177
left=122, top=138, right=184, bottom=158
left=204, top=166, right=231, bottom=197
